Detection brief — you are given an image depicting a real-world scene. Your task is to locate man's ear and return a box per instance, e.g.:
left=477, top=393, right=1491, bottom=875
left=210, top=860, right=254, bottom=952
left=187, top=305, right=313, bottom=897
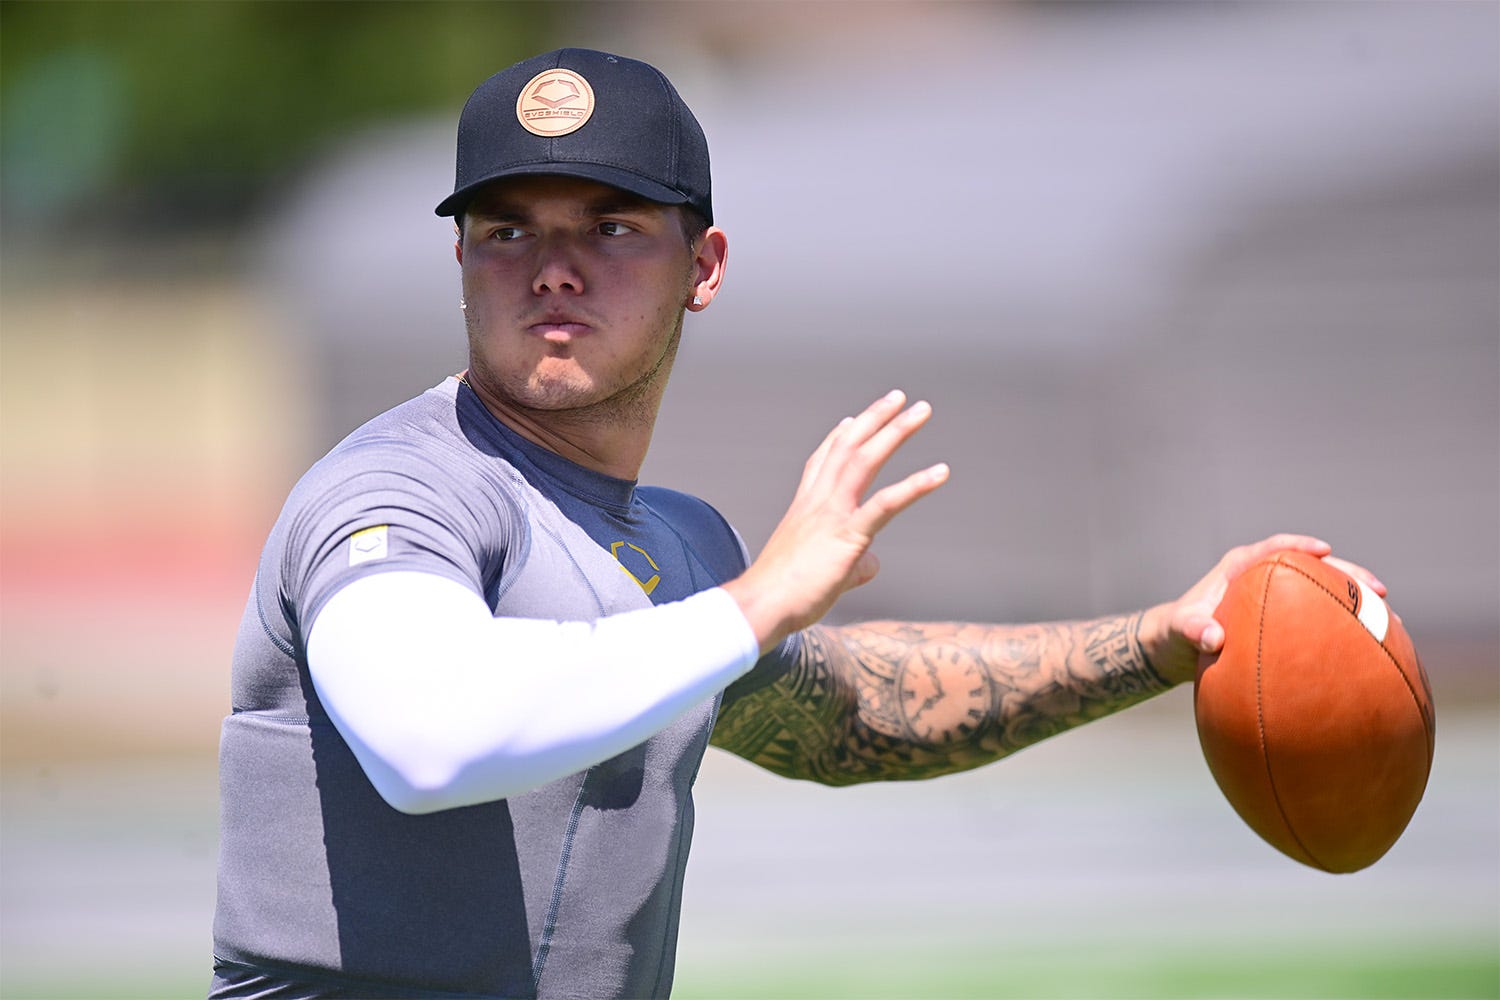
left=454, top=222, right=464, bottom=265
left=686, top=226, right=728, bottom=312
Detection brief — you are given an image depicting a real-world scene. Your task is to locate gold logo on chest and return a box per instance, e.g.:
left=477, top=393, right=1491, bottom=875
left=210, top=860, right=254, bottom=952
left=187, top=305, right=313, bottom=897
left=610, top=541, right=661, bottom=596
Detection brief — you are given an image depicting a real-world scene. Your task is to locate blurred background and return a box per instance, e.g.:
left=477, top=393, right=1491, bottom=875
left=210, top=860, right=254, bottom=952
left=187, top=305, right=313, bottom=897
left=1, top=2, right=1496, bottom=997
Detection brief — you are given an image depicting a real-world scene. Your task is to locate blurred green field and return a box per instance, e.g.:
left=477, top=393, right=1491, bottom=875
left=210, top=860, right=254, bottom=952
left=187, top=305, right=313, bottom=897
left=5, top=944, right=1495, bottom=1000
left=675, top=945, right=1500, bottom=999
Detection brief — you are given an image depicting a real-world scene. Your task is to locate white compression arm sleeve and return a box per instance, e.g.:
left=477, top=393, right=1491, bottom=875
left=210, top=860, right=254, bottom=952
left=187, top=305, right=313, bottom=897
left=305, top=571, right=760, bottom=815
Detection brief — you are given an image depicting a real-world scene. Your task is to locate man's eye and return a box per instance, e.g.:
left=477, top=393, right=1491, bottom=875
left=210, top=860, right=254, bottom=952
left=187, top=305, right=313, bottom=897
left=597, top=221, right=634, bottom=237
left=491, top=227, right=526, bottom=241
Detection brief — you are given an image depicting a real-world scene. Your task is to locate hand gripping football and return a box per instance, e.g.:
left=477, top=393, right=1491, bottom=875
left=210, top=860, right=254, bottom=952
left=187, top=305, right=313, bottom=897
left=1195, top=550, right=1435, bottom=873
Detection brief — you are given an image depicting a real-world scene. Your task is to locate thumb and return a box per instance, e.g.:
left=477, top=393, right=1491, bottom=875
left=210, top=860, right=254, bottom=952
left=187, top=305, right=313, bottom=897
left=847, top=550, right=881, bottom=590
left=1180, top=610, right=1225, bottom=655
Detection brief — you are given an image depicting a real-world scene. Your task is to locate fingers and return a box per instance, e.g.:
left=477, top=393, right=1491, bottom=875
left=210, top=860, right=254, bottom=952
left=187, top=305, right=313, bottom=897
left=799, top=390, right=933, bottom=505
left=1175, top=534, right=1332, bottom=658
left=1219, top=535, right=1386, bottom=598
left=799, top=416, right=853, bottom=495
left=848, top=388, right=910, bottom=438
left=730, top=391, right=947, bottom=650
left=1195, top=536, right=1387, bottom=652
left=823, top=390, right=912, bottom=483
left=855, top=461, right=950, bottom=537
left=1223, top=533, right=1331, bottom=575
left=834, top=392, right=949, bottom=538
left=862, top=399, right=934, bottom=475
left=828, top=390, right=931, bottom=491
left=1323, top=555, right=1387, bottom=597
left=1260, top=533, right=1333, bottom=555
left=1165, top=534, right=1388, bottom=673
left=794, top=394, right=902, bottom=501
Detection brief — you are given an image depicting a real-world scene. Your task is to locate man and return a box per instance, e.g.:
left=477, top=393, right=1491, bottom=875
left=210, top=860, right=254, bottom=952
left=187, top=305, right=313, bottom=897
left=211, top=48, right=1380, bottom=998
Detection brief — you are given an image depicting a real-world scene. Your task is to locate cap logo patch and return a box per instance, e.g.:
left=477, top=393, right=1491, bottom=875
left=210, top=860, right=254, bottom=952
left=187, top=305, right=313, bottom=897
left=516, top=68, right=595, bottom=137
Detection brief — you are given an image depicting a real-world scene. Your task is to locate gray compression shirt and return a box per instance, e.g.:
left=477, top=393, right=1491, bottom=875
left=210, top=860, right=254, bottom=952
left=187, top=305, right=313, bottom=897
left=211, top=376, right=796, bottom=999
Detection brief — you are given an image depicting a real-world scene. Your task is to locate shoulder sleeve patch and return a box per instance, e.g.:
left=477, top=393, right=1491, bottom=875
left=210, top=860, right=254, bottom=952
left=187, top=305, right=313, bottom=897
left=349, top=525, right=389, bottom=566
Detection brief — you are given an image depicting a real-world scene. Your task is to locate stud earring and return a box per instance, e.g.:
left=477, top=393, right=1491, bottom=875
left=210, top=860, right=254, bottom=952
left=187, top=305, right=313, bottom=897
left=692, top=296, right=703, bottom=306
left=459, top=298, right=468, bottom=310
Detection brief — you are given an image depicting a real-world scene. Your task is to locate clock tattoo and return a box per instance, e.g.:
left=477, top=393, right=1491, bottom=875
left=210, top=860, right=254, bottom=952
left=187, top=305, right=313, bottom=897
left=896, top=640, right=992, bottom=745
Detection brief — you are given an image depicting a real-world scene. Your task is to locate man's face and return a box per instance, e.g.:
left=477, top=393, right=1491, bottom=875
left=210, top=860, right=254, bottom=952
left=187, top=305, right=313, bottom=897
left=457, top=175, right=704, bottom=421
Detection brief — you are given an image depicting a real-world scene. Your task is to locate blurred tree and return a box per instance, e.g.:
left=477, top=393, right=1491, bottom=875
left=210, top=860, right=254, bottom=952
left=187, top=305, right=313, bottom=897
left=0, top=0, right=557, bottom=231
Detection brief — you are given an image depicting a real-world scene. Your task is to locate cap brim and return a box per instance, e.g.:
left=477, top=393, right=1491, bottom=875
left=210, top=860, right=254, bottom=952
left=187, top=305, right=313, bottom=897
left=435, top=161, right=691, bottom=218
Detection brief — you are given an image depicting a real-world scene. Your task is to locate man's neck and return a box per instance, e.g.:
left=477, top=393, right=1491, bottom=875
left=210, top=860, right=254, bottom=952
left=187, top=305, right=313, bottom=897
left=462, top=374, right=659, bottom=481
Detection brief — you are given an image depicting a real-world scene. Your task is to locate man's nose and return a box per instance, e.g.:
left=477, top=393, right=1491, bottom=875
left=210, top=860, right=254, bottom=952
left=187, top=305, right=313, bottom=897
left=532, top=237, right=584, bottom=295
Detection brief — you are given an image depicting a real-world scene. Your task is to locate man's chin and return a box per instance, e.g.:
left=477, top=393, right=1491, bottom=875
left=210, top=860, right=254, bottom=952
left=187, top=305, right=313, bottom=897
left=514, top=377, right=603, bottom=412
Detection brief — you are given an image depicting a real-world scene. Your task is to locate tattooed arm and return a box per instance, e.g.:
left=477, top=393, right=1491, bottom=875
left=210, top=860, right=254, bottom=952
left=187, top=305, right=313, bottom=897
left=712, top=529, right=1388, bottom=783
left=711, top=611, right=1174, bottom=784
left=711, top=396, right=1381, bottom=784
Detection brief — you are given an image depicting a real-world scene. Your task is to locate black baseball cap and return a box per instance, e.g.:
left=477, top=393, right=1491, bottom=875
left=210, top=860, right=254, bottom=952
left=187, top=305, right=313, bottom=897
left=435, top=48, right=713, bottom=224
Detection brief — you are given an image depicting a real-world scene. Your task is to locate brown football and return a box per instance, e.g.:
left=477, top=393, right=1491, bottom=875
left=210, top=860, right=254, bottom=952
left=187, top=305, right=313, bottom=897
left=1194, top=550, right=1435, bottom=873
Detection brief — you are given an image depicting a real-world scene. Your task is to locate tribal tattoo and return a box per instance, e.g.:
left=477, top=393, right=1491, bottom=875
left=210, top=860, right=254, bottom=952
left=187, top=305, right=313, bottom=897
left=710, top=613, right=1174, bottom=785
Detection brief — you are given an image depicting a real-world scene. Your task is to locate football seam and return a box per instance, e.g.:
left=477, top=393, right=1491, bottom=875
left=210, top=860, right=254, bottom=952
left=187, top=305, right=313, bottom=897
left=1279, top=559, right=1436, bottom=752
left=1256, top=561, right=1325, bottom=870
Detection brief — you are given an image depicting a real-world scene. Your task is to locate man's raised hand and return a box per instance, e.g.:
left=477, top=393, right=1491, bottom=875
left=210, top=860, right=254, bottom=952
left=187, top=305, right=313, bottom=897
left=722, top=390, right=949, bottom=654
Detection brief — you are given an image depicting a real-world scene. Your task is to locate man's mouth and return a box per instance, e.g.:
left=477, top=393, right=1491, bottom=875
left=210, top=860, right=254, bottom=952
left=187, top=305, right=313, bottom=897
left=527, top=317, right=592, bottom=342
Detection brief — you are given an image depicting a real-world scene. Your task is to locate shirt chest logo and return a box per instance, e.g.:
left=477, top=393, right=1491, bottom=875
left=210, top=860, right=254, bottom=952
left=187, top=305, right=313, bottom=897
left=610, top=541, right=661, bottom=596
